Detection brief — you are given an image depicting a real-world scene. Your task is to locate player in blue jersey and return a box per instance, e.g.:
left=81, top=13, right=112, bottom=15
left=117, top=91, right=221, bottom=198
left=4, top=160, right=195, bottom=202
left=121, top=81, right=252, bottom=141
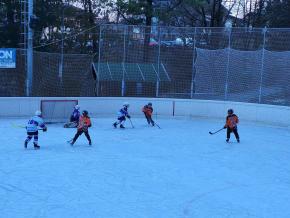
left=64, top=105, right=80, bottom=128
left=24, top=110, right=47, bottom=149
left=113, top=102, right=131, bottom=129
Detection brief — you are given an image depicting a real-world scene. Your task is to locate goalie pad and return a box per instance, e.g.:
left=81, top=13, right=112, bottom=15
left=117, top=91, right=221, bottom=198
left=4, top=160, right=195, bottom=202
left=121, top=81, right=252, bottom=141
left=64, top=121, right=78, bottom=128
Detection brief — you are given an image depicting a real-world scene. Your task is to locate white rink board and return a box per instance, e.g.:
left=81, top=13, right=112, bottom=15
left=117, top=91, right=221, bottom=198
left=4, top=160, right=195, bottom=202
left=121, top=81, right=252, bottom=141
left=0, top=97, right=289, bottom=126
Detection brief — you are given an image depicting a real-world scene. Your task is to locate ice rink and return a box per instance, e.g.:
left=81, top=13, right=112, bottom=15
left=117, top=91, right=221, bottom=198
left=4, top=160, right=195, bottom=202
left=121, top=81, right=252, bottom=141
left=1, top=117, right=290, bottom=218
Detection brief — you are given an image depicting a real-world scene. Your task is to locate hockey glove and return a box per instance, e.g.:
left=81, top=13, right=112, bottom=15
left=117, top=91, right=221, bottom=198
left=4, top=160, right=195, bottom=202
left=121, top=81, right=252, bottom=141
left=127, top=115, right=131, bottom=119
left=43, top=127, right=47, bottom=132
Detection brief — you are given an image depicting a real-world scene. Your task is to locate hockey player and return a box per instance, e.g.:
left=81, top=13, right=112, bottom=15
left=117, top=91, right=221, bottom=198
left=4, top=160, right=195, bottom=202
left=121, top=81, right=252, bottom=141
left=64, top=105, right=80, bottom=128
left=224, top=109, right=240, bottom=143
left=24, top=110, right=47, bottom=149
left=70, top=110, right=92, bottom=146
left=113, top=102, right=131, bottom=129
left=142, top=102, right=155, bottom=126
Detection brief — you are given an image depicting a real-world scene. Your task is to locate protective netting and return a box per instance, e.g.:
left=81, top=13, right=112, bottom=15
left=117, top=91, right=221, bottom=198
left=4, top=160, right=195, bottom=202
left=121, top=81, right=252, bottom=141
left=159, top=27, right=194, bottom=98
left=195, top=48, right=263, bottom=103
left=266, top=29, right=290, bottom=51
left=262, top=50, right=290, bottom=105
left=33, top=51, right=95, bottom=96
left=195, top=48, right=228, bottom=100
left=195, top=48, right=290, bottom=105
left=97, top=25, right=161, bottom=97
left=227, top=49, right=262, bottom=103
left=231, top=28, right=264, bottom=51
left=1, top=26, right=290, bottom=107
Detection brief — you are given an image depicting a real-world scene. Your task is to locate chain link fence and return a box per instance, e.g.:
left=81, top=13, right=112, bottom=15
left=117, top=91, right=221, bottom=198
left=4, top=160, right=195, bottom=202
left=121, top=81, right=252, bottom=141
left=1, top=25, right=290, bottom=106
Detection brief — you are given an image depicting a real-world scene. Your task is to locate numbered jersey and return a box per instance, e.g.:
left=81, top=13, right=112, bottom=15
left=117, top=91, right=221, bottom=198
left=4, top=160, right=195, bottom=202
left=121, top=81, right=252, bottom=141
left=26, top=116, right=46, bottom=132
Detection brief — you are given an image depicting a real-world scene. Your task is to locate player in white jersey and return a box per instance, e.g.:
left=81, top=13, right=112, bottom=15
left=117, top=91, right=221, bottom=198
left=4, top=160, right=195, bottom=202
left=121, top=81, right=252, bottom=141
left=113, top=102, right=131, bottom=129
left=24, top=110, right=47, bottom=149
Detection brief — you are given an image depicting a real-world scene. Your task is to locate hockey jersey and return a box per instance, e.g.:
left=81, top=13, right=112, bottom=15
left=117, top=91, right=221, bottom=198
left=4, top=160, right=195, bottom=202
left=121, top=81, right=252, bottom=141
left=77, top=115, right=91, bottom=130
left=70, top=109, right=80, bottom=122
left=26, top=116, right=46, bottom=132
left=142, top=105, right=153, bottom=116
left=225, top=114, right=239, bottom=129
left=118, top=107, right=129, bottom=118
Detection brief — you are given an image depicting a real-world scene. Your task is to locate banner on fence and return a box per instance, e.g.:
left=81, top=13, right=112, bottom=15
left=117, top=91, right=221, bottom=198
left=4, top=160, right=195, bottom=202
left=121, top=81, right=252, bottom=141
left=0, top=48, right=16, bottom=68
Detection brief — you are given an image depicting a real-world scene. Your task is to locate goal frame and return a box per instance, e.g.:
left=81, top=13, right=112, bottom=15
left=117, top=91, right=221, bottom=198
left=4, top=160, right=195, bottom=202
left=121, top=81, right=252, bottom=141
left=40, top=99, right=79, bottom=123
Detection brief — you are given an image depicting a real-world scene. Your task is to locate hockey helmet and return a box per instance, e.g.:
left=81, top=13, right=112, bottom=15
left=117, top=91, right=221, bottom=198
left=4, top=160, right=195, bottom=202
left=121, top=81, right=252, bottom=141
left=227, top=109, right=234, bottom=114
left=123, top=102, right=129, bottom=107
left=75, top=105, right=80, bottom=110
left=82, top=110, right=88, bottom=116
left=35, top=110, right=42, bottom=116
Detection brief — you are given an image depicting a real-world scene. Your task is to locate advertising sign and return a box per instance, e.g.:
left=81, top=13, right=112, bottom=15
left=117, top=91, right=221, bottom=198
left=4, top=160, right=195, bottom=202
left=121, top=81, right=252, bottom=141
left=0, top=48, right=16, bottom=68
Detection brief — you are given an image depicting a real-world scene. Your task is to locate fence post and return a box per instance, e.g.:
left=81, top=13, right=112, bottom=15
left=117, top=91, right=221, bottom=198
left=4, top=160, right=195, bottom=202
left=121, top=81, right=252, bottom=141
left=121, top=25, right=127, bottom=97
left=156, top=26, right=161, bottom=97
left=224, top=26, right=232, bottom=101
left=59, top=4, right=65, bottom=84
left=190, top=27, right=197, bottom=99
left=259, top=27, right=267, bottom=104
left=96, top=25, right=102, bottom=96
left=26, top=0, right=33, bottom=96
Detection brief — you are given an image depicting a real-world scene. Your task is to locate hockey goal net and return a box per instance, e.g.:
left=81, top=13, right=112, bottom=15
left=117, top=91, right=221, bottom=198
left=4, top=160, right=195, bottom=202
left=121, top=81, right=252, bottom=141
left=40, top=100, right=78, bottom=123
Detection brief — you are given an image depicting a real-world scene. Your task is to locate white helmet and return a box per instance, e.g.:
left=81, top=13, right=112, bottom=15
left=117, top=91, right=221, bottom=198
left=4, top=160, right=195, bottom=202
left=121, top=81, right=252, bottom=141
left=75, top=105, right=80, bottom=110
left=123, top=102, right=129, bottom=107
left=35, top=110, right=42, bottom=116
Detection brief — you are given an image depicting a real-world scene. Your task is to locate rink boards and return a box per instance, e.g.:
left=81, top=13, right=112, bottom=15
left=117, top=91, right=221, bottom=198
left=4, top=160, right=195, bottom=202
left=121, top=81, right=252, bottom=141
left=0, top=97, right=289, bottom=127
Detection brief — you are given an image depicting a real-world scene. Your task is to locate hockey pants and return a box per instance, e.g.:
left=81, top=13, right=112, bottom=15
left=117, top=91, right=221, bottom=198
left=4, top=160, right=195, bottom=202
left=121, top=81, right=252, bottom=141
left=25, top=131, right=39, bottom=145
left=144, top=114, right=154, bottom=126
left=116, top=116, right=126, bottom=125
left=72, top=130, right=91, bottom=144
left=227, top=127, right=239, bottom=140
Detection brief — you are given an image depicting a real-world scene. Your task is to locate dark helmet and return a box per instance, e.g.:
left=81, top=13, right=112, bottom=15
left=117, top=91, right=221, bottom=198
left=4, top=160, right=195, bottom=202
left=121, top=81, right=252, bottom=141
left=227, top=109, right=234, bottom=114
left=82, top=110, right=88, bottom=116
left=148, top=102, right=152, bottom=106
left=123, top=102, right=129, bottom=107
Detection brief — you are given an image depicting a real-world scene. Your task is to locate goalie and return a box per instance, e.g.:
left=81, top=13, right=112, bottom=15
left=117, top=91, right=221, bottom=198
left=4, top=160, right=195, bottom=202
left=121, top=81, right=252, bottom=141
left=64, top=105, right=80, bottom=128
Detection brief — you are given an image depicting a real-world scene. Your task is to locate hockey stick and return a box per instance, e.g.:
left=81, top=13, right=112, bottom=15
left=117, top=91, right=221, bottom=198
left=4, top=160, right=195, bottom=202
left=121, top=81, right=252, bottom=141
left=67, top=138, right=73, bottom=143
left=154, top=122, right=161, bottom=129
left=209, top=127, right=224, bottom=135
left=11, top=123, right=45, bottom=131
left=11, top=123, right=26, bottom=128
left=128, top=118, right=134, bottom=128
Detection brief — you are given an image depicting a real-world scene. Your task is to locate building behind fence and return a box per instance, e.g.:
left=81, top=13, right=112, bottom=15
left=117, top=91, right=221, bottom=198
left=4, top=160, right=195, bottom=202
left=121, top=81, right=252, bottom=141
left=0, top=25, right=290, bottom=106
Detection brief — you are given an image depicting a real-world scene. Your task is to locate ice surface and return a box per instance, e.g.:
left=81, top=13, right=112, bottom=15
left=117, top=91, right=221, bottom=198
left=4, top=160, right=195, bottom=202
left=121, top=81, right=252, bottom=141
left=0, top=117, right=290, bottom=218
